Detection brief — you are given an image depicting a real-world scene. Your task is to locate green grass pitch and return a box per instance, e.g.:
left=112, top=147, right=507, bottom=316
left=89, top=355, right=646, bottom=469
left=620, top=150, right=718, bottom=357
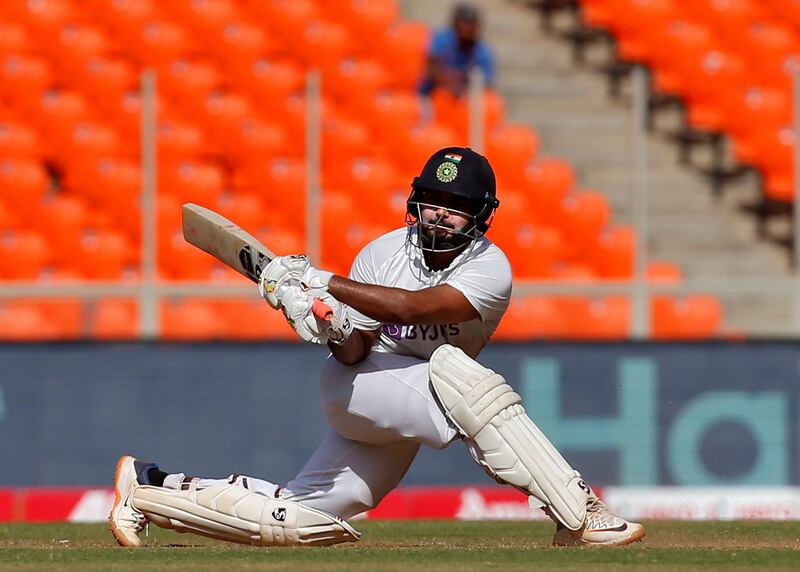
left=1, top=520, right=799, bottom=571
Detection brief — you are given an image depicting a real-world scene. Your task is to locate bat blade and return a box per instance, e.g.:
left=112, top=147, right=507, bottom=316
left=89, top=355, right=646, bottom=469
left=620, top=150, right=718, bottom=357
left=181, top=203, right=275, bottom=283
left=181, top=203, right=333, bottom=321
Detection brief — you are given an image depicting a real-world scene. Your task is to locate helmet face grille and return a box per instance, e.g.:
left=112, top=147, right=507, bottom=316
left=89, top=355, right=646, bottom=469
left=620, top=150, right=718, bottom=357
left=405, top=196, right=494, bottom=253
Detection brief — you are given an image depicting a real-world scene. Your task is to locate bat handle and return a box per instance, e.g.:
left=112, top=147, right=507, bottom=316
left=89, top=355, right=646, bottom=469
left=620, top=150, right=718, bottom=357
left=312, top=298, right=334, bottom=321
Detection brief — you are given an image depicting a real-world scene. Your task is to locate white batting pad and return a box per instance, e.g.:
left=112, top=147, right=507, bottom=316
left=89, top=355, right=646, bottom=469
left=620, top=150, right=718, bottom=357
left=132, top=483, right=361, bottom=546
left=429, top=344, right=589, bottom=530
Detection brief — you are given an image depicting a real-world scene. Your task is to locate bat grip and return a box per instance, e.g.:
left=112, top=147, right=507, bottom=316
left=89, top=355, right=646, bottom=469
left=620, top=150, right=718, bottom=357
left=312, top=298, right=334, bottom=321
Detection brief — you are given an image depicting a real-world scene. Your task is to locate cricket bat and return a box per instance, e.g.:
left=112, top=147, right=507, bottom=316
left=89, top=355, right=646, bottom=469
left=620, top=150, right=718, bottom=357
left=181, top=203, right=332, bottom=319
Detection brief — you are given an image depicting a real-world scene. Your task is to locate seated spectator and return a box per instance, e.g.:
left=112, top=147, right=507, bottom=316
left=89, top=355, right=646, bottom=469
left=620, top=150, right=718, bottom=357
left=418, top=3, right=496, bottom=98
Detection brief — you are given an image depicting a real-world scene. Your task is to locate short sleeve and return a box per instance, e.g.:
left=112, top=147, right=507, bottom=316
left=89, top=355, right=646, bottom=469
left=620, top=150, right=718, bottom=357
left=427, top=28, right=452, bottom=59
left=445, top=248, right=512, bottom=323
left=346, top=242, right=383, bottom=331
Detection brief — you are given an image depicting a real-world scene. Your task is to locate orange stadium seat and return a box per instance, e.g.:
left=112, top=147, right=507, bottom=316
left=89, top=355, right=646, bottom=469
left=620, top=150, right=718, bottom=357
left=492, top=296, right=563, bottom=340
left=682, top=51, right=748, bottom=134
left=649, top=21, right=715, bottom=99
left=76, top=55, right=139, bottom=107
left=371, top=91, right=424, bottom=144
left=29, top=89, right=96, bottom=144
left=323, top=0, right=399, bottom=51
left=215, top=192, right=280, bottom=233
left=32, top=194, right=93, bottom=260
left=161, top=0, right=244, bottom=37
left=91, top=0, right=161, bottom=33
left=485, top=124, right=539, bottom=185
left=393, top=122, right=458, bottom=172
left=685, top=0, right=772, bottom=45
left=233, top=157, right=306, bottom=213
left=580, top=0, right=620, bottom=31
left=160, top=57, right=224, bottom=109
left=292, top=20, right=353, bottom=73
left=157, top=119, right=215, bottom=159
left=611, top=0, right=684, bottom=66
left=214, top=21, right=282, bottom=71
left=3, top=0, right=81, bottom=39
left=228, top=57, right=305, bottom=111
left=324, top=157, right=404, bottom=200
left=0, top=200, right=20, bottom=230
left=379, top=21, right=428, bottom=89
left=429, top=89, right=505, bottom=142
left=68, top=229, right=135, bottom=280
left=226, top=118, right=291, bottom=166
left=521, top=158, right=576, bottom=224
left=51, top=121, right=127, bottom=167
left=0, top=55, right=54, bottom=106
left=90, top=298, right=139, bottom=339
left=160, top=299, right=223, bottom=340
left=48, top=23, right=113, bottom=78
left=492, top=222, right=564, bottom=279
left=251, top=224, right=306, bottom=258
left=321, top=113, right=375, bottom=164
left=558, top=296, right=630, bottom=339
left=592, top=225, right=635, bottom=278
left=158, top=223, right=219, bottom=280
left=646, top=260, right=682, bottom=283
left=0, top=121, right=42, bottom=159
left=98, top=89, right=172, bottom=141
left=0, top=302, right=60, bottom=341
left=769, top=0, right=800, bottom=29
left=326, top=58, right=392, bottom=115
left=200, top=91, right=257, bottom=140
left=130, top=19, right=195, bottom=68
left=651, top=295, right=722, bottom=339
left=0, top=231, right=51, bottom=280
left=0, top=158, right=50, bottom=220
left=275, top=92, right=339, bottom=147
left=215, top=298, right=298, bottom=340
left=63, top=157, right=141, bottom=208
left=33, top=298, right=85, bottom=339
left=242, top=0, right=316, bottom=42
left=159, top=160, right=226, bottom=206
left=555, top=190, right=611, bottom=254
left=0, top=22, right=36, bottom=57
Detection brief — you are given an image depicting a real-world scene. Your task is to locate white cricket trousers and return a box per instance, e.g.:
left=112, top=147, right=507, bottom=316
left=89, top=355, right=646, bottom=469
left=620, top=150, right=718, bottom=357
left=281, top=352, right=460, bottom=518
left=166, top=352, right=459, bottom=519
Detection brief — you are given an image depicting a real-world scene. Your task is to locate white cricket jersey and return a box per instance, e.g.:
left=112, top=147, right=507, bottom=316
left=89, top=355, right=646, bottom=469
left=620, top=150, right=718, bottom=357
left=347, top=227, right=512, bottom=360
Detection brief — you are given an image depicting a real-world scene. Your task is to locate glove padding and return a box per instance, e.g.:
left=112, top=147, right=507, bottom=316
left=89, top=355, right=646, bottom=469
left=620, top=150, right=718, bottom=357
left=258, top=255, right=333, bottom=310
left=280, top=289, right=354, bottom=345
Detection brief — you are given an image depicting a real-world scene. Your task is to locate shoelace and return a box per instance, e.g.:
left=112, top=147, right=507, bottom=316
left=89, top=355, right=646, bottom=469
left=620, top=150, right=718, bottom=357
left=585, top=499, right=619, bottom=529
left=127, top=510, right=147, bottom=532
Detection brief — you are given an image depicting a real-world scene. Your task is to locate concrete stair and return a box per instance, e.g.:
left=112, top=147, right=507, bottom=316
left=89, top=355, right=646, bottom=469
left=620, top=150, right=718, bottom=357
left=397, top=0, right=794, bottom=335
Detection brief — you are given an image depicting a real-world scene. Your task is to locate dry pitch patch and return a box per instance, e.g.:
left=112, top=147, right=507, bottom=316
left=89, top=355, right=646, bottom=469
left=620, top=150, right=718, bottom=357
left=1, top=521, right=799, bottom=571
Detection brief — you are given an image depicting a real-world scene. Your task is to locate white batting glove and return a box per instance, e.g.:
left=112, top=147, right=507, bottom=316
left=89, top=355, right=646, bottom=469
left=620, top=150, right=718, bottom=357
left=318, top=292, right=354, bottom=345
left=258, top=255, right=333, bottom=309
left=279, top=288, right=353, bottom=345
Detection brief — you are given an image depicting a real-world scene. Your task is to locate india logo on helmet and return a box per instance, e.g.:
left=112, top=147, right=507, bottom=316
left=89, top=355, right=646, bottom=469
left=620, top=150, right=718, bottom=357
left=436, top=161, right=458, bottom=183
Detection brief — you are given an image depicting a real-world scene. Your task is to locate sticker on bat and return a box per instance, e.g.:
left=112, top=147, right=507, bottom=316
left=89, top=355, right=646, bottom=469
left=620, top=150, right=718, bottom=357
left=238, top=246, right=269, bottom=281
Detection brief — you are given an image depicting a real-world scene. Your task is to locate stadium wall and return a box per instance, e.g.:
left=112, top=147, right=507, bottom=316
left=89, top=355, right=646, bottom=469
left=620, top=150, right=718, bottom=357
left=1, top=341, right=799, bottom=521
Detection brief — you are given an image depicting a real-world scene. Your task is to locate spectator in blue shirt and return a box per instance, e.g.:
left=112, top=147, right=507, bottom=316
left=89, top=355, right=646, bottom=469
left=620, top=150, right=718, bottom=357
left=418, top=3, right=496, bottom=98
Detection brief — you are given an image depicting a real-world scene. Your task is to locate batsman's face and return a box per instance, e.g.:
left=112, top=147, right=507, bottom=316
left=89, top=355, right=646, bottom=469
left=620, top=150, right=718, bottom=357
left=419, top=195, right=470, bottom=235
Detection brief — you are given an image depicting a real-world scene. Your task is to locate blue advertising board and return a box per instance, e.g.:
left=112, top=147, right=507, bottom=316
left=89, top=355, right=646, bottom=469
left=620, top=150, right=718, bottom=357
left=0, top=342, right=798, bottom=487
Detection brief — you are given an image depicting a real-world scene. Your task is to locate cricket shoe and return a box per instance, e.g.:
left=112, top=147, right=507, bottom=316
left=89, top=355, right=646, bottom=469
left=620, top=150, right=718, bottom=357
left=552, top=497, right=645, bottom=547
left=109, top=455, right=158, bottom=547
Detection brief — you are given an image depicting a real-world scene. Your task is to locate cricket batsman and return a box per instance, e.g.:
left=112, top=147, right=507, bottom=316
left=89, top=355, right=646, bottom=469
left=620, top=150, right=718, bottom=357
left=109, top=147, right=645, bottom=548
